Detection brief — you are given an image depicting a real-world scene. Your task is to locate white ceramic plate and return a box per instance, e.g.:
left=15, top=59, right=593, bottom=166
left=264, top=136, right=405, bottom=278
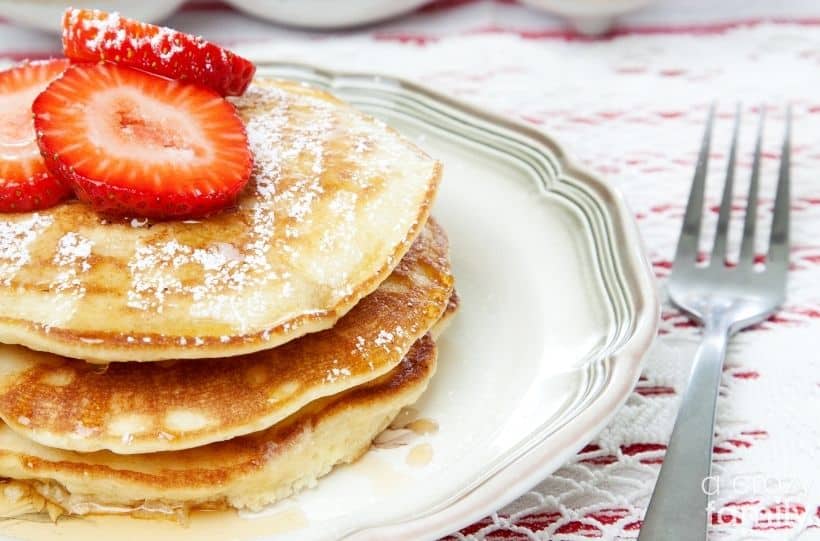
left=0, top=0, right=184, bottom=33
left=0, top=65, right=659, bottom=541
left=226, top=1, right=429, bottom=29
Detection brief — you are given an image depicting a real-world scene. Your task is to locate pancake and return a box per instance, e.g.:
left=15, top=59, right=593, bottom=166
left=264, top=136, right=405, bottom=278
left=0, top=334, right=439, bottom=520
left=0, top=78, right=441, bottom=362
left=0, top=219, right=453, bottom=454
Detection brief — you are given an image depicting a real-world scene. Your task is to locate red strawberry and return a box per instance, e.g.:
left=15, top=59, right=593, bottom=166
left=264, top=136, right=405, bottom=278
left=33, top=63, right=253, bottom=220
left=0, top=59, right=73, bottom=213
left=62, top=8, right=256, bottom=97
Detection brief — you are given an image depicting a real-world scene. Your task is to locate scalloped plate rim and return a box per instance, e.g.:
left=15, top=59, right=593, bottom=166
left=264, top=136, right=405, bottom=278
left=249, top=63, right=660, bottom=540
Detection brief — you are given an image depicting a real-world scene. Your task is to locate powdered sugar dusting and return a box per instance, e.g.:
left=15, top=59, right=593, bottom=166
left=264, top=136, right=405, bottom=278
left=126, top=240, right=188, bottom=313
left=151, top=31, right=185, bottom=62
left=352, top=335, right=368, bottom=358
left=48, top=232, right=94, bottom=326
left=71, top=422, right=96, bottom=440
left=67, top=10, right=124, bottom=51
left=374, top=330, right=394, bottom=348
left=64, top=9, right=229, bottom=76
left=53, top=232, right=92, bottom=272
left=241, top=86, right=334, bottom=242
left=0, top=214, right=53, bottom=287
left=324, top=363, right=352, bottom=383
left=127, top=236, right=266, bottom=320
left=349, top=323, right=414, bottom=370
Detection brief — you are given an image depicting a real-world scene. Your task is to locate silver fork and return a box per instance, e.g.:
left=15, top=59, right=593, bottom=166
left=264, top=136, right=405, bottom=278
left=638, top=105, right=791, bottom=541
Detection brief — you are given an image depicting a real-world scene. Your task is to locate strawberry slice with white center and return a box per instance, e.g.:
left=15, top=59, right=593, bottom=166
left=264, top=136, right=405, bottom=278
left=33, top=63, right=252, bottom=220
left=0, top=59, right=72, bottom=212
left=62, top=8, right=256, bottom=97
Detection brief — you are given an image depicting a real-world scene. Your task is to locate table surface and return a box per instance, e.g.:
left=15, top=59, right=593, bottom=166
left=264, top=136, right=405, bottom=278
left=1, top=1, right=820, bottom=540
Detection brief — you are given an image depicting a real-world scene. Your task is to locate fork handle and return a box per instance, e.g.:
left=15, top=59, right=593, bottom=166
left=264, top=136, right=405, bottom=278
left=638, top=323, right=729, bottom=541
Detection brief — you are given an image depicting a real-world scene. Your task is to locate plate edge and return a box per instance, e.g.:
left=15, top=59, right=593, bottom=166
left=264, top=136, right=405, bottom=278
left=253, top=62, right=662, bottom=541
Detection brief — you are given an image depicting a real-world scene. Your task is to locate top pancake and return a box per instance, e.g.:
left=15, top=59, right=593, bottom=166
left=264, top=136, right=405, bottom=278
left=0, top=78, right=440, bottom=362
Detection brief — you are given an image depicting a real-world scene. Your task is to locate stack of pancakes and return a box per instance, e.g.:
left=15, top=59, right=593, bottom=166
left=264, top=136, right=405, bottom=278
left=0, top=79, right=455, bottom=521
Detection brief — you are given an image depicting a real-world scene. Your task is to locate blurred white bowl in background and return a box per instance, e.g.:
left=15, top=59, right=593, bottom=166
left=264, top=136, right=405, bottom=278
left=0, top=0, right=185, bottom=33
left=520, top=0, right=656, bottom=36
left=226, top=0, right=430, bottom=29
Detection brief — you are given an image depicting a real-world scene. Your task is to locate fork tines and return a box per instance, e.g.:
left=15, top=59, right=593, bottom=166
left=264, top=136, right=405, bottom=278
left=672, top=104, right=791, bottom=274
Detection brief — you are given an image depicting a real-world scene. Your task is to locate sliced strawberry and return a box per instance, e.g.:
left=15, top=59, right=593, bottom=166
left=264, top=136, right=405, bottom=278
left=62, top=8, right=256, bottom=97
left=33, top=63, right=252, bottom=220
left=0, top=59, right=72, bottom=212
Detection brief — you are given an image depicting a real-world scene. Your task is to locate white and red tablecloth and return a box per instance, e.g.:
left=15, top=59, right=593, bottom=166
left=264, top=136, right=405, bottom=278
left=2, top=1, right=820, bottom=539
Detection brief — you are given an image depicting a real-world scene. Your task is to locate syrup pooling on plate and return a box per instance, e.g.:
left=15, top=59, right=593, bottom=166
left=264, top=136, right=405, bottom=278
left=0, top=78, right=441, bottom=362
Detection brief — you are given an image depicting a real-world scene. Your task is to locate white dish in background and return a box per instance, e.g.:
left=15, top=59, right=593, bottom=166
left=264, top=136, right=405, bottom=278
left=521, top=0, right=656, bottom=35
left=225, top=0, right=429, bottom=29
left=0, top=64, right=659, bottom=541
left=0, top=0, right=184, bottom=33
